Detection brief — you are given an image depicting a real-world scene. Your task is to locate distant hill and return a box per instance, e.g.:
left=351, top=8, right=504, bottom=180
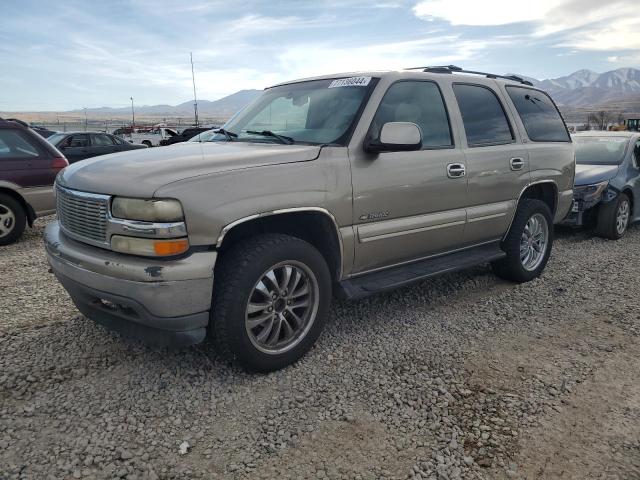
left=67, top=68, right=640, bottom=118
left=74, top=89, right=263, bottom=118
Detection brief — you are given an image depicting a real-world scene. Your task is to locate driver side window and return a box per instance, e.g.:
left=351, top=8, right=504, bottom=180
left=369, top=81, right=453, bottom=149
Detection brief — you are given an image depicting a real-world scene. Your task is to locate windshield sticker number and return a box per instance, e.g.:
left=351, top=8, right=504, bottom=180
left=329, top=77, right=371, bottom=88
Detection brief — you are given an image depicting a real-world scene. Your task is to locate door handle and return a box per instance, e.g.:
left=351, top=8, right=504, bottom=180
left=446, top=163, right=466, bottom=178
left=510, top=157, right=525, bottom=171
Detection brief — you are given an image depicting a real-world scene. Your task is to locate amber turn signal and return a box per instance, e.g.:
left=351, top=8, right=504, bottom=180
left=153, top=239, right=189, bottom=256
left=111, top=235, right=189, bottom=257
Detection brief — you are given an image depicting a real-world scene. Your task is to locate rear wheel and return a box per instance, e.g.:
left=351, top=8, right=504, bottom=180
left=142, top=140, right=152, bottom=148
left=0, top=194, right=26, bottom=246
left=596, top=193, right=630, bottom=240
left=492, top=199, right=553, bottom=283
left=210, top=234, right=332, bottom=372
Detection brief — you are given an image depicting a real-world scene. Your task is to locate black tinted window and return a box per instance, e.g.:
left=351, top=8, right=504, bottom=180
left=453, top=84, right=513, bottom=146
left=370, top=81, right=452, bottom=148
left=65, top=135, right=89, bottom=148
left=507, top=86, right=569, bottom=142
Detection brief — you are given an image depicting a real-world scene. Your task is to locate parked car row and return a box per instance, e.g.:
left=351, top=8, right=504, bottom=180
left=4, top=68, right=640, bottom=374
left=0, top=118, right=68, bottom=245
left=47, top=132, right=147, bottom=163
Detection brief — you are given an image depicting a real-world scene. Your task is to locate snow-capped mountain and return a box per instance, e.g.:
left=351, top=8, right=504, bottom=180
left=514, top=68, right=640, bottom=107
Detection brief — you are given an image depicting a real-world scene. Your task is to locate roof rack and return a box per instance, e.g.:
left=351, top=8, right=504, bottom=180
left=405, top=65, right=533, bottom=86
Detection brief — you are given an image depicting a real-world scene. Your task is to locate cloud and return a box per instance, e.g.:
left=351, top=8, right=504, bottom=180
left=413, top=0, right=559, bottom=26
left=413, top=0, right=640, bottom=51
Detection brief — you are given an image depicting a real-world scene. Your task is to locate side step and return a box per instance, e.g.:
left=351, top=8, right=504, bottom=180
left=337, top=242, right=505, bottom=300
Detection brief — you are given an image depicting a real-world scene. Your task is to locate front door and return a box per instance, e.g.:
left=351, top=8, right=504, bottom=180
left=350, top=80, right=468, bottom=273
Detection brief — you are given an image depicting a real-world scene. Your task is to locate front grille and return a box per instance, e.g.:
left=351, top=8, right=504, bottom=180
left=56, top=186, right=109, bottom=244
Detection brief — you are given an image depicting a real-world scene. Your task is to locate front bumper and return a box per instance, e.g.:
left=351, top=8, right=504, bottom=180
left=44, top=221, right=217, bottom=347
left=561, top=186, right=617, bottom=227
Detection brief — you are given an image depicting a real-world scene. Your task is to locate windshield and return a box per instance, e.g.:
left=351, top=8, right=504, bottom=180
left=574, top=136, right=629, bottom=165
left=47, top=133, right=67, bottom=145
left=214, top=77, right=377, bottom=145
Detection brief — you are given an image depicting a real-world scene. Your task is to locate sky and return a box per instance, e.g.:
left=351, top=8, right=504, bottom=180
left=1, top=0, right=639, bottom=111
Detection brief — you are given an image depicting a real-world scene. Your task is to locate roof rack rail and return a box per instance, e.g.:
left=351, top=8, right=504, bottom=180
left=405, top=65, right=533, bottom=86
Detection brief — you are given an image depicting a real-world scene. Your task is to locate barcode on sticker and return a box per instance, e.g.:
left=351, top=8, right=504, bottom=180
left=328, top=76, right=372, bottom=88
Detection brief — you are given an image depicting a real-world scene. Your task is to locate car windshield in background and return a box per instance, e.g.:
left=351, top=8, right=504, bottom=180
left=574, top=136, right=629, bottom=165
left=218, top=77, right=377, bottom=145
left=47, top=133, right=67, bottom=145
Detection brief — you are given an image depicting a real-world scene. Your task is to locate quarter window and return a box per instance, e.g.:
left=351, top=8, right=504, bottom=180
left=0, top=130, right=40, bottom=159
left=369, top=81, right=453, bottom=149
left=453, top=84, right=513, bottom=146
left=506, top=86, right=570, bottom=142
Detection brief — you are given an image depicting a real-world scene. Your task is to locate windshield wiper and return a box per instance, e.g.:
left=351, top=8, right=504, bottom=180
left=245, top=130, right=295, bottom=145
left=213, top=128, right=238, bottom=141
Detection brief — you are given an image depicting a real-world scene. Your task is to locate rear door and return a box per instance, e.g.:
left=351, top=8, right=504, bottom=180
left=0, top=128, right=53, bottom=187
left=451, top=83, right=530, bottom=245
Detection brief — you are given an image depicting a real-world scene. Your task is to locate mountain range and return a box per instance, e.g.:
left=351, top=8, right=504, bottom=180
left=72, top=68, right=640, bottom=118
left=75, top=89, right=263, bottom=118
left=514, top=68, right=640, bottom=108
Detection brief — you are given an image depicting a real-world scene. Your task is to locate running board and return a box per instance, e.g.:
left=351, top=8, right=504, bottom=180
left=337, top=242, right=505, bottom=300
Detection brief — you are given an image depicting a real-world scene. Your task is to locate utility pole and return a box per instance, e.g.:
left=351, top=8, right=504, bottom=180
left=190, top=52, right=199, bottom=127
left=130, top=97, right=135, bottom=132
left=84, top=108, right=87, bottom=131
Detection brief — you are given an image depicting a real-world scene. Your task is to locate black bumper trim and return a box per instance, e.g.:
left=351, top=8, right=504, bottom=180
left=56, top=272, right=208, bottom=347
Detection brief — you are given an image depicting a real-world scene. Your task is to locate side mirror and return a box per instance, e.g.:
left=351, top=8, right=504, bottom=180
left=365, top=122, right=422, bottom=153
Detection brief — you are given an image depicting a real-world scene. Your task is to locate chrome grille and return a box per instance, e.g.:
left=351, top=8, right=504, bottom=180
left=56, top=186, right=109, bottom=245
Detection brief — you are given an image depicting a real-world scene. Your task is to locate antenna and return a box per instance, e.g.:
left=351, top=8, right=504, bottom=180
left=190, top=52, right=199, bottom=127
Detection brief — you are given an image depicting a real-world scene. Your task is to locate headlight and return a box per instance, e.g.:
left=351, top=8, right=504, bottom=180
left=111, top=235, right=189, bottom=257
left=111, top=197, right=183, bottom=222
left=575, top=181, right=609, bottom=202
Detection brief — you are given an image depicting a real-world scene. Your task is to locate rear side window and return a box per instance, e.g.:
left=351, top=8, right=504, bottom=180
left=453, top=84, right=513, bottom=147
left=506, top=86, right=570, bottom=142
left=370, top=80, right=453, bottom=149
left=0, top=130, right=40, bottom=159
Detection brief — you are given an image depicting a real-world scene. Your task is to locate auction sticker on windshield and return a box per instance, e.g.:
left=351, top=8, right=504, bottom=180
left=329, top=77, right=372, bottom=88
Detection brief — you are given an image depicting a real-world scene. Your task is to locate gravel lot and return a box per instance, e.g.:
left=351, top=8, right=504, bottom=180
left=1, top=216, right=639, bottom=479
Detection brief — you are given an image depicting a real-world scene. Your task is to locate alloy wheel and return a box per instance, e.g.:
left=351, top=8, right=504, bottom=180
left=0, top=203, right=16, bottom=239
left=245, top=261, right=320, bottom=355
left=520, top=213, right=549, bottom=272
left=616, top=199, right=630, bottom=235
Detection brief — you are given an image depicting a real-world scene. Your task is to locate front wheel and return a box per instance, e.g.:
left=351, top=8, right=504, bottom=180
left=0, top=194, right=27, bottom=246
left=492, top=199, right=553, bottom=283
left=596, top=193, right=630, bottom=240
left=210, top=234, right=332, bottom=372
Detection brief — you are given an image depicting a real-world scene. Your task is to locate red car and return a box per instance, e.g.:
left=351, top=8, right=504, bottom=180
left=0, top=119, right=68, bottom=245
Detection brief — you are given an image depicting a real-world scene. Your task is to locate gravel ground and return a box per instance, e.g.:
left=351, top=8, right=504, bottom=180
left=1, top=216, right=639, bottom=479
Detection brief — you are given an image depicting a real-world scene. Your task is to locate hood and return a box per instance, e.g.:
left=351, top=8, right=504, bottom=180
left=574, top=164, right=619, bottom=186
left=57, top=142, right=321, bottom=197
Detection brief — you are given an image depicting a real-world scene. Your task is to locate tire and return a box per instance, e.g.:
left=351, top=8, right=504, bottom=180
left=0, top=194, right=27, bottom=246
left=492, top=199, right=553, bottom=283
left=210, top=234, right=332, bottom=372
left=596, top=193, right=630, bottom=240
left=142, top=141, right=152, bottom=148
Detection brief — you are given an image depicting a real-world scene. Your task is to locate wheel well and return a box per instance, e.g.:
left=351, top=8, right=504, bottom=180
left=217, top=212, right=342, bottom=281
left=0, top=187, right=34, bottom=226
left=520, top=182, right=557, bottom=217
